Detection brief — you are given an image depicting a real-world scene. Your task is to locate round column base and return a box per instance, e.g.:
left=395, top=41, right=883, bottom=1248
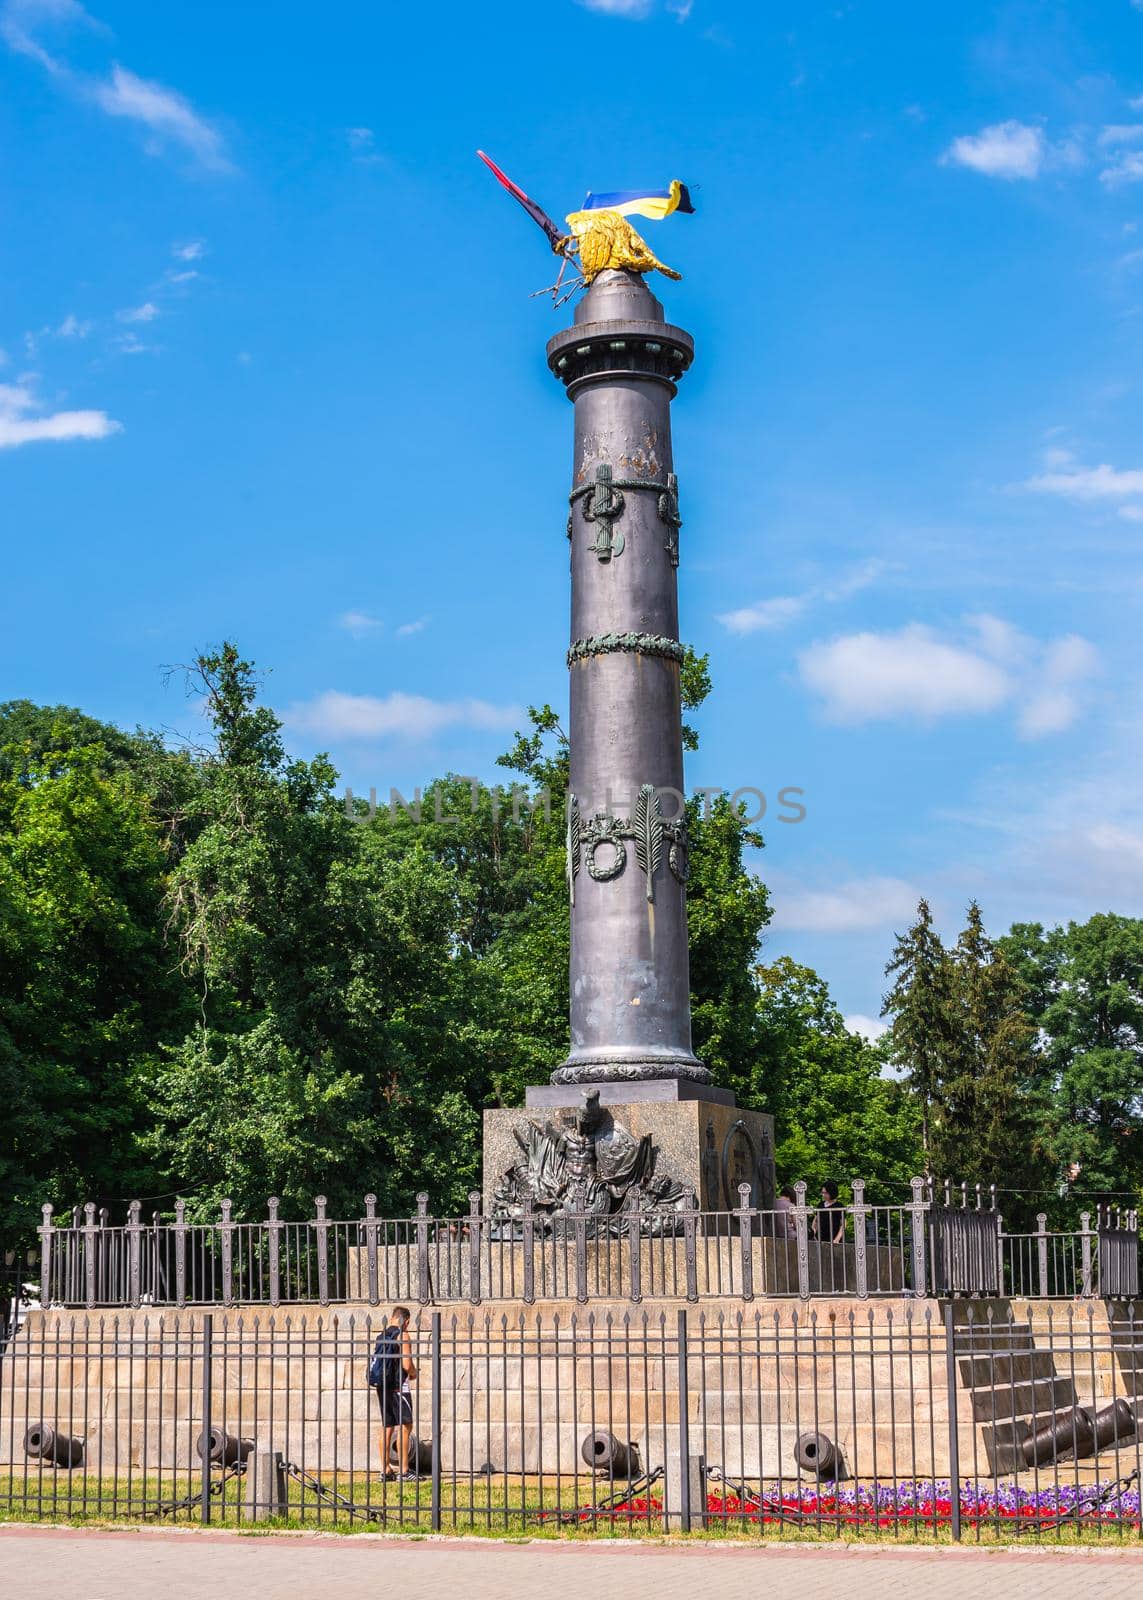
left=551, top=1055, right=711, bottom=1087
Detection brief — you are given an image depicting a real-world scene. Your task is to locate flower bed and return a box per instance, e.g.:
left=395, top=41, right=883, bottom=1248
left=547, top=1477, right=1142, bottom=1529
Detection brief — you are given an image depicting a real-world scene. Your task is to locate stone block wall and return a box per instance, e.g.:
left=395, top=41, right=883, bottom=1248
left=1, top=1297, right=1139, bottom=1487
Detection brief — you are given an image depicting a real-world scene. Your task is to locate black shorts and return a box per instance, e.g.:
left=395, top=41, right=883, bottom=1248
left=376, top=1386, right=412, bottom=1428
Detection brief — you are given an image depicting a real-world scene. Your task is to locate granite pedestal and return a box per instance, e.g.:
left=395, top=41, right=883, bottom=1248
left=482, top=1086, right=775, bottom=1217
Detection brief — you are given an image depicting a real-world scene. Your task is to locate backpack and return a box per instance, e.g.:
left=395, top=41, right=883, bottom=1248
left=367, top=1325, right=402, bottom=1392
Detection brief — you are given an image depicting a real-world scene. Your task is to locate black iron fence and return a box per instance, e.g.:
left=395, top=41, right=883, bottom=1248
left=1, top=1302, right=1140, bottom=1539
left=32, top=1186, right=1141, bottom=1309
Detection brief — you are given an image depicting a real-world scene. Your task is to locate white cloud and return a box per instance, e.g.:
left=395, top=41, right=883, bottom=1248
left=718, top=559, right=886, bottom=635
left=284, top=691, right=522, bottom=742
left=93, top=64, right=231, bottom=172
left=0, top=378, right=120, bottom=449
left=172, top=240, right=204, bottom=261
left=845, top=1013, right=889, bottom=1044
left=55, top=313, right=90, bottom=337
left=337, top=610, right=382, bottom=636
left=942, top=120, right=1045, bottom=180
left=945, top=696, right=1143, bottom=922
left=117, top=300, right=160, bottom=323
left=3, top=8, right=231, bottom=172
left=576, top=0, right=653, bottom=14
left=1099, top=123, right=1143, bottom=146
left=0, top=0, right=97, bottom=68
left=719, top=595, right=807, bottom=633
left=797, top=616, right=1096, bottom=736
left=1101, top=149, right=1143, bottom=185
left=346, top=126, right=374, bottom=149
left=112, top=331, right=157, bottom=355
left=396, top=617, right=429, bottom=638
left=770, top=874, right=920, bottom=934
left=1018, top=631, right=1100, bottom=739
left=799, top=624, right=1009, bottom=723
left=1024, top=454, right=1143, bottom=501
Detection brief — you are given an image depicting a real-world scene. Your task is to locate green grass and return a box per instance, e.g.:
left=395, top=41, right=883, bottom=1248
left=0, top=1470, right=1140, bottom=1547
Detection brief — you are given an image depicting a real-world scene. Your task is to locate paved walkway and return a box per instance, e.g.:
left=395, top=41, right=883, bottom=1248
left=1, top=1528, right=1142, bottom=1598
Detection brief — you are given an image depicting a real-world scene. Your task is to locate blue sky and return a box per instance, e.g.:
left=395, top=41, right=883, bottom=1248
left=3, top=0, right=1142, bottom=1031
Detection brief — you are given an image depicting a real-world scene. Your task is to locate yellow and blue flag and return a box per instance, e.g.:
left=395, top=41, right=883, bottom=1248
left=580, top=180, right=695, bottom=222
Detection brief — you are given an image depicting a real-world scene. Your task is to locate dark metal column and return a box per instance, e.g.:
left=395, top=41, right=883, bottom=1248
left=547, top=270, right=708, bottom=1087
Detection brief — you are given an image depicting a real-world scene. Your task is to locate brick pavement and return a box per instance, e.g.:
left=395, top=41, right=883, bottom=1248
left=1, top=1527, right=1142, bottom=1599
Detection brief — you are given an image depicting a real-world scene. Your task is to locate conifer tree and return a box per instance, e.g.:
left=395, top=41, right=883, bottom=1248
left=881, top=898, right=953, bottom=1164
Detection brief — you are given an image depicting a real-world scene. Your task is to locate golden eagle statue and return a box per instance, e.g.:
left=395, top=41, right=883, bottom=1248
left=478, top=153, right=693, bottom=299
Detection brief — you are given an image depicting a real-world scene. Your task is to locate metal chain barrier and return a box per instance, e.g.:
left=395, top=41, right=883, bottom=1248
left=283, top=1459, right=386, bottom=1524
left=145, top=1460, right=247, bottom=1519
left=542, top=1465, right=665, bottom=1526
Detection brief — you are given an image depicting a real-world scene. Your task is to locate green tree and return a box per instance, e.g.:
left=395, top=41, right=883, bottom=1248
left=145, top=645, right=481, bottom=1217
left=0, top=744, right=190, bottom=1235
left=940, top=902, right=1044, bottom=1204
left=1000, top=914, right=1143, bottom=1206
left=756, top=957, right=922, bottom=1200
left=881, top=898, right=955, bottom=1161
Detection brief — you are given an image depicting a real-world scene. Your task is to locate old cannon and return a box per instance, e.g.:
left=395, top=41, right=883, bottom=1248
left=581, top=1430, right=641, bottom=1479
left=794, top=1430, right=843, bottom=1481
left=388, top=1432, right=433, bottom=1475
left=24, top=1424, right=83, bottom=1469
left=1022, top=1399, right=1137, bottom=1468
left=196, top=1427, right=254, bottom=1468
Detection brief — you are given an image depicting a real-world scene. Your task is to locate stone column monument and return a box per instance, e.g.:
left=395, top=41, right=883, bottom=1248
left=484, top=268, right=774, bottom=1220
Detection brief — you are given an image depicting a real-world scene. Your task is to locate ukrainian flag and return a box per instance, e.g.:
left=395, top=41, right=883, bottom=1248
left=580, top=179, right=695, bottom=221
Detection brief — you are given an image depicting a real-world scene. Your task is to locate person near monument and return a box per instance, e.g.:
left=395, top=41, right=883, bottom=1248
left=775, top=1184, right=798, bottom=1238
left=812, top=1181, right=846, bottom=1244
left=372, top=1305, right=417, bottom=1479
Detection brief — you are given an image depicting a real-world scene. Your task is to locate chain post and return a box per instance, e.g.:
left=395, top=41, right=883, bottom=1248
left=794, top=1181, right=810, bottom=1299
left=522, top=1193, right=535, bottom=1305
left=363, top=1194, right=379, bottom=1307
left=174, top=1199, right=187, bottom=1308
left=314, top=1195, right=330, bottom=1306
left=415, top=1194, right=431, bottom=1305
left=852, top=1179, right=869, bottom=1299
left=467, top=1191, right=482, bottom=1306
left=683, top=1195, right=699, bottom=1302
left=218, top=1199, right=235, bottom=1307
left=909, top=1177, right=929, bottom=1298
left=735, top=1183, right=755, bottom=1301
left=38, top=1204, right=54, bottom=1307
left=1036, top=1212, right=1049, bottom=1298
left=266, top=1197, right=281, bottom=1308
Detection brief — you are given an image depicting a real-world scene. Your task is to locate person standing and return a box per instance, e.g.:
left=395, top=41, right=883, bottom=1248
left=774, top=1184, right=798, bottom=1239
left=372, top=1305, right=417, bottom=1479
left=812, top=1181, right=846, bottom=1244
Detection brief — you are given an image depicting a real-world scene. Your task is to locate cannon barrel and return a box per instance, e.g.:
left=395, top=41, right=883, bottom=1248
left=794, top=1430, right=841, bottom=1480
left=388, top=1432, right=433, bottom=1475
left=581, top=1430, right=640, bottom=1478
left=1022, top=1407, right=1095, bottom=1468
left=24, top=1424, right=83, bottom=1469
left=1086, top=1398, right=1137, bottom=1452
left=195, top=1427, right=253, bottom=1468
